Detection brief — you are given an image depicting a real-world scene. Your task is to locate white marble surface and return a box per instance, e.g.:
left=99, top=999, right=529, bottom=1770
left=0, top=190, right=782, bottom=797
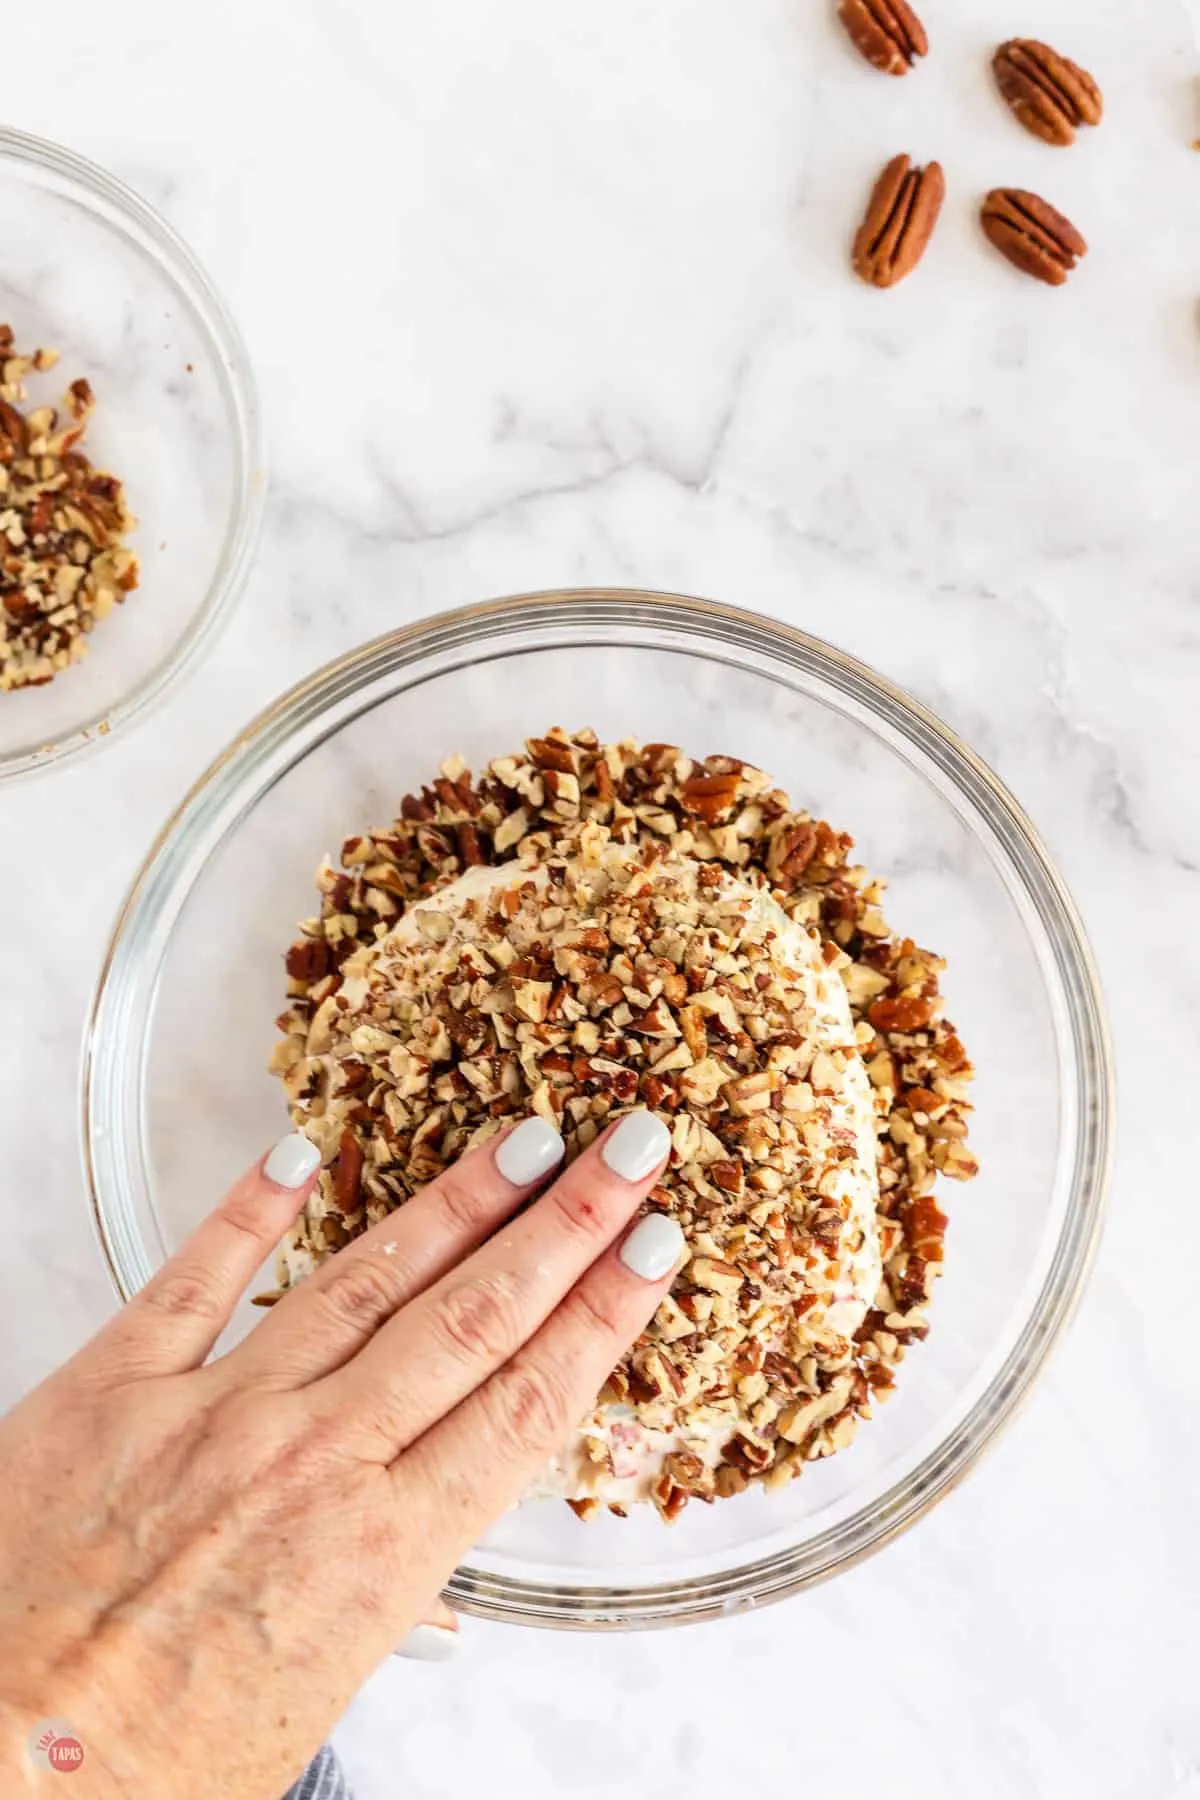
left=3, top=1, right=1199, bottom=1795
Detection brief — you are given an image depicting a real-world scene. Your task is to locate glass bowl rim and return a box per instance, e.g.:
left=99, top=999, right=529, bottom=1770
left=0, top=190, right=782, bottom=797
left=0, top=124, right=265, bottom=784
left=82, top=588, right=1114, bottom=1629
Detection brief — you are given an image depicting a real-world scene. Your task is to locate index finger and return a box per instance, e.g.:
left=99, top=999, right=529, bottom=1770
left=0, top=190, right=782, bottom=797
left=226, top=1115, right=565, bottom=1389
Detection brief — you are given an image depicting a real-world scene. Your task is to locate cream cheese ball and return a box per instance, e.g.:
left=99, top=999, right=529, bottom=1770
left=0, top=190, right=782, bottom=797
left=274, top=826, right=881, bottom=1517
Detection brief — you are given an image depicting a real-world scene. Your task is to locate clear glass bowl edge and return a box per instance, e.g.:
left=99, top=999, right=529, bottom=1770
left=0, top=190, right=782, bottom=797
left=80, top=589, right=1115, bottom=1628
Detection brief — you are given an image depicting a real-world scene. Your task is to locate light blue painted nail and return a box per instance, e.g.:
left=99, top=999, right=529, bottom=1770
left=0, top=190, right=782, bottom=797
left=494, top=1116, right=565, bottom=1187
left=620, top=1213, right=687, bottom=1282
left=396, top=1623, right=460, bottom=1663
left=263, top=1133, right=321, bottom=1189
left=601, top=1111, right=671, bottom=1183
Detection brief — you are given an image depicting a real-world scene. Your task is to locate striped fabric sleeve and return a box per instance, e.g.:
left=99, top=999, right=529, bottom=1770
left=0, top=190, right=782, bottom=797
left=282, top=1743, right=353, bottom=1800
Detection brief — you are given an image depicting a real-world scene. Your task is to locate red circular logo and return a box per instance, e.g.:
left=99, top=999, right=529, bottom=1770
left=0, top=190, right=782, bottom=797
left=47, top=1737, right=85, bottom=1773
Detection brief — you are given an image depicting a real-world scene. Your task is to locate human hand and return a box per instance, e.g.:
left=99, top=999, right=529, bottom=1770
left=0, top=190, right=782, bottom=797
left=0, top=1110, right=680, bottom=1798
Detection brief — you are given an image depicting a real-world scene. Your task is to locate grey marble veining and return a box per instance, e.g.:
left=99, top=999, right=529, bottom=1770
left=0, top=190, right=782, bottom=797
left=1, top=2, right=1198, bottom=1796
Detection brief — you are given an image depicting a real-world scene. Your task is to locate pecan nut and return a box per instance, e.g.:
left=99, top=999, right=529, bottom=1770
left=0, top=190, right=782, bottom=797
left=993, top=40, right=1103, bottom=147
left=837, top=0, right=927, bottom=75
left=679, top=772, right=741, bottom=823
left=332, top=1128, right=365, bottom=1213
left=980, top=189, right=1087, bottom=286
left=852, top=155, right=945, bottom=289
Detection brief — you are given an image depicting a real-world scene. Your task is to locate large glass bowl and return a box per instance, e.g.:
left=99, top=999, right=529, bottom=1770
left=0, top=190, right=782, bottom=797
left=83, top=591, right=1112, bottom=1628
left=0, top=127, right=263, bottom=781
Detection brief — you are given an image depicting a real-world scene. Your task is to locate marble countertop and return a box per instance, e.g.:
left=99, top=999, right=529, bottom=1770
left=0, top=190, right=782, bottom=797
left=3, top=1, right=1199, bottom=1795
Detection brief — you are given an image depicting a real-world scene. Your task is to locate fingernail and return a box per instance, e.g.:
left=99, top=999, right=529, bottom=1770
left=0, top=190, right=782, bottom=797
left=494, top=1117, right=565, bottom=1187
left=620, top=1212, right=687, bottom=1282
left=396, top=1623, right=460, bottom=1663
left=602, top=1111, right=671, bottom=1183
left=263, top=1132, right=321, bottom=1189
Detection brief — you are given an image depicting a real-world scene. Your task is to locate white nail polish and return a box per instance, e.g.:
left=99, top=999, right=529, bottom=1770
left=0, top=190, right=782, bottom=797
left=620, top=1212, right=686, bottom=1282
left=396, top=1623, right=460, bottom=1663
left=494, top=1117, right=565, bottom=1187
left=263, top=1133, right=321, bottom=1189
left=602, top=1111, right=671, bottom=1183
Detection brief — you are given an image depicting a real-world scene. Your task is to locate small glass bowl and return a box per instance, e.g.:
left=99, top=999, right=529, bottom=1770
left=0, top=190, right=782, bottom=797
left=83, top=591, right=1112, bottom=1629
left=0, top=127, right=263, bottom=781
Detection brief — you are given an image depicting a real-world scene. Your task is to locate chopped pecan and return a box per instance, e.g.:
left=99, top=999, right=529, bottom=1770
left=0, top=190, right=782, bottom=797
left=527, top=733, right=578, bottom=774
left=867, top=993, right=936, bottom=1031
left=708, top=1157, right=745, bottom=1197
left=679, top=773, right=742, bottom=823
left=649, top=1476, right=690, bottom=1523
left=722, top=1071, right=773, bottom=1115
left=286, top=938, right=331, bottom=984
left=268, top=724, right=977, bottom=1522
left=770, top=823, right=818, bottom=883
left=0, top=333, right=139, bottom=692
left=400, top=792, right=436, bottom=822
left=579, top=970, right=626, bottom=1013
left=631, top=1343, right=684, bottom=1400
left=732, top=1337, right=765, bottom=1379
left=0, top=396, right=29, bottom=453
left=905, top=1193, right=949, bottom=1259
left=66, top=377, right=96, bottom=419
left=661, top=1451, right=714, bottom=1495
left=332, top=1129, right=365, bottom=1213
left=690, top=1256, right=744, bottom=1295
left=725, top=1433, right=773, bottom=1473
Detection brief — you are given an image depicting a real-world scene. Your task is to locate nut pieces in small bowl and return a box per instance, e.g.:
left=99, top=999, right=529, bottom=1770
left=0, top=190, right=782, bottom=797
left=0, top=341, right=139, bottom=694
left=0, top=127, right=262, bottom=781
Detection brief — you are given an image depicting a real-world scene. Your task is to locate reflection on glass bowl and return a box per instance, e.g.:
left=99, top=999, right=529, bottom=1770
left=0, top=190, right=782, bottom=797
left=83, top=591, right=1112, bottom=1629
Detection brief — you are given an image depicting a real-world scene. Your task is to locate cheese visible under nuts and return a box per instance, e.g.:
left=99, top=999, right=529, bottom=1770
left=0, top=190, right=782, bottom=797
left=282, top=842, right=882, bottom=1509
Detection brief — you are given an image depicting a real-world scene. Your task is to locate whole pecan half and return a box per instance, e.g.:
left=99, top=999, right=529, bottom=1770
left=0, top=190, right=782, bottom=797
left=980, top=189, right=1087, bottom=286
left=836, top=0, right=927, bottom=75
left=852, top=154, right=945, bottom=288
left=992, top=39, right=1102, bottom=147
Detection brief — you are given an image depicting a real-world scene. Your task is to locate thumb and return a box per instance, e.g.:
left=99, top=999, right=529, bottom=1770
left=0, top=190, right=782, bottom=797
left=396, top=1597, right=459, bottom=1662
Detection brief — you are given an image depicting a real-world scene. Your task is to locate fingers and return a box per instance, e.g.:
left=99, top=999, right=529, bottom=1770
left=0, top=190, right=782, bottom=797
left=83, top=1135, right=321, bottom=1381
left=224, top=1117, right=565, bottom=1388
left=395, top=1208, right=686, bottom=1539
left=315, top=1111, right=673, bottom=1459
left=397, top=1598, right=460, bottom=1662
